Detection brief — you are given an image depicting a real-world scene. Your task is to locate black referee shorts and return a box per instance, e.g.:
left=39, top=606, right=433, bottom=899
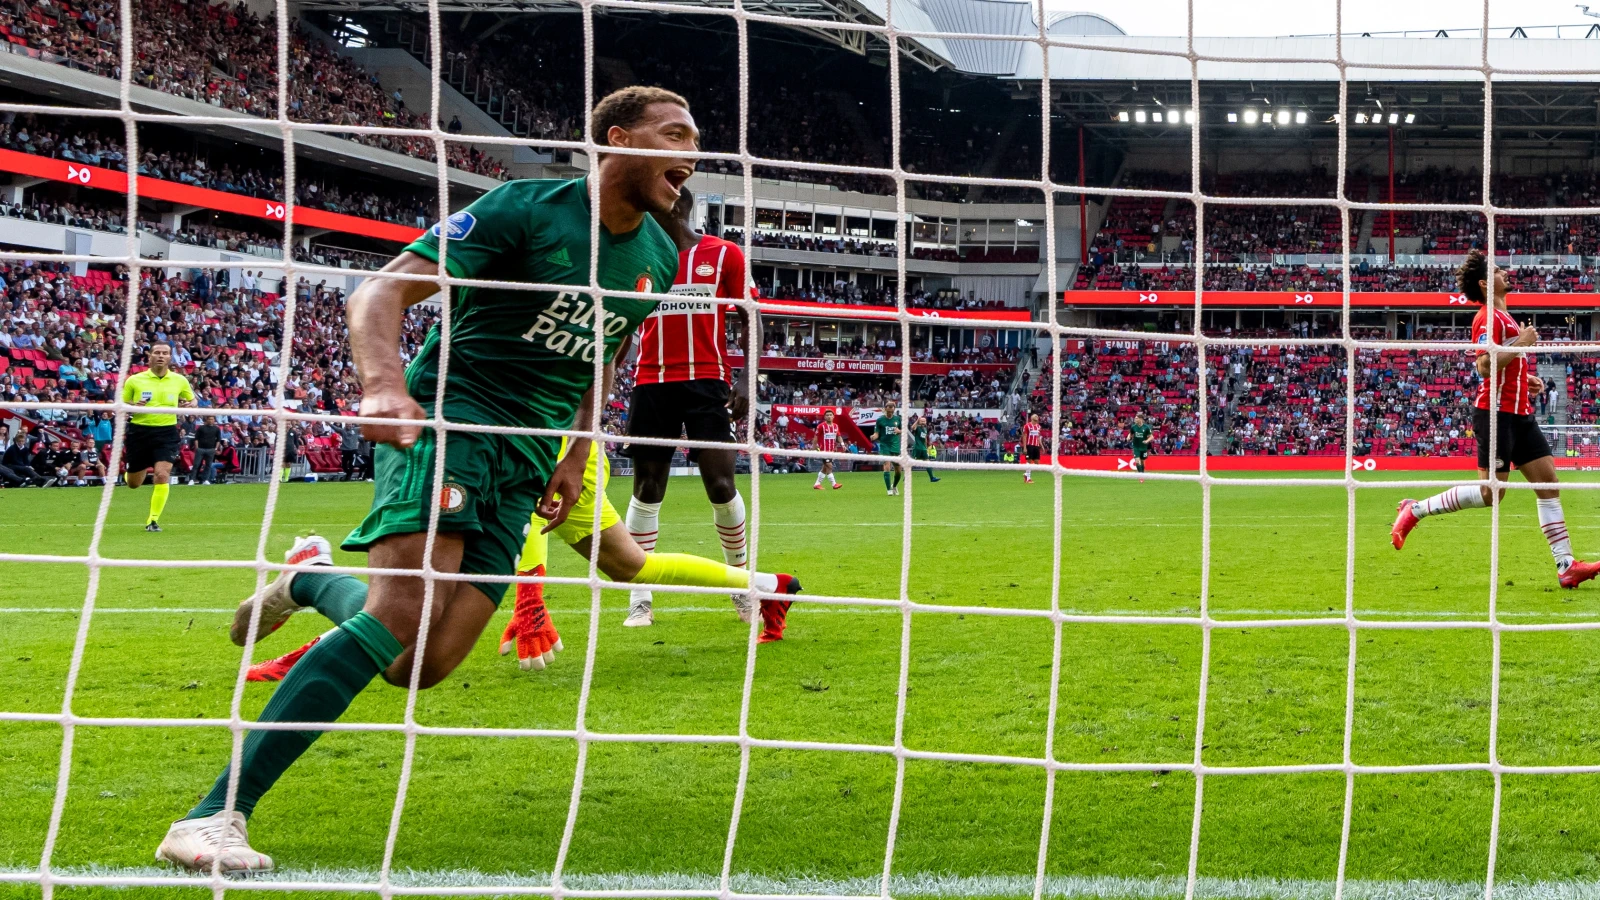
left=1473, top=408, right=1552, bottom=472
left=625, top=379, right=736, bottom=463
left=125, top=423, right=182, bottom=471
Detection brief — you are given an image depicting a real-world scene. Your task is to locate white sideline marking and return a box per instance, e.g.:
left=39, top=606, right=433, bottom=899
left=4, top=606, right=1600, bottom=621
left=2, top=866, right=1598, bottom=900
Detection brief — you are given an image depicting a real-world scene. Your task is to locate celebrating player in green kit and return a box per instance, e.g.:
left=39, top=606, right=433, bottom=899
left=154, top=87, right=798, bottom=875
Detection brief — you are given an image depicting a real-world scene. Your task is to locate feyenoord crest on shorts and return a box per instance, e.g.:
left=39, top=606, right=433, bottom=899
left=438, top=482, right=467, bottom=514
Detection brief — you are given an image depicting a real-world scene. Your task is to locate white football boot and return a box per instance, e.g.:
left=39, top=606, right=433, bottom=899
left=731, top=590, right=755, bottom=624
left=624, top=591, right=654, bottom=627
left=154, top=810, right=273, bottom=874
left=229, top=534, right=333, bottom=647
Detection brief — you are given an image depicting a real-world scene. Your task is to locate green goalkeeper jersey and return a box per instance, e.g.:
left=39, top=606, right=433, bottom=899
left=1130, top=422, right=1153, bottom=449
left=402, top=177, right=677, bottom=478
left=875, top=413, right=902, bottom=454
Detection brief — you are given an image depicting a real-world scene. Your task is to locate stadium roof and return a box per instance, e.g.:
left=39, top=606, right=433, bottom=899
left=297, top=0, right=1600, bottom=83
left=1013, top=33, right=1600, bottom=83
left=296, top=0, right=1125, bottom=73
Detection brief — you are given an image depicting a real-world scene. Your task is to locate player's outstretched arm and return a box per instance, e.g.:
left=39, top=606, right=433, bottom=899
left=347, top=251, right=444, bottom=449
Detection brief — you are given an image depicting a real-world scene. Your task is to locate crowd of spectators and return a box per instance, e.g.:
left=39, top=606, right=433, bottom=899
left=759, top=281, right=1020, bottom=310
left=0, top=185, right=290, bottom=256
left=0, top=256, right=437, bottom=484
left=1086, top=167, right=1600, bottom=267
left=0, top=113, right=437, bottom=228
left=727, top=228, right=1038, bottom=264
left=1073, top=260, right=1600, bottom=294
left=1008, top=334, right=1520, bottom=458
left=1, top=0, right=507, bottom=178
left=757, top=367, right=1012, bottom=411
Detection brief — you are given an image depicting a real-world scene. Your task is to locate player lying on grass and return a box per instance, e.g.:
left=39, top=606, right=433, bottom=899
left=154, top=86, right=798, bottom=876
left=238, top=436, right=799, bottom=682
left=1391, top=250, right=1600, bottom=589
left=622, top=187, right=760, bottom=627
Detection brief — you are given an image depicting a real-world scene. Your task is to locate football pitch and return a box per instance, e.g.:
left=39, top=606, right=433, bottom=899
left=6, top=469, right=1600, bottom=900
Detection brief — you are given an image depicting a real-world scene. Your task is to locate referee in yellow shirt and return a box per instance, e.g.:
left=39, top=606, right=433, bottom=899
left=121, top=342, right=195, bottom=532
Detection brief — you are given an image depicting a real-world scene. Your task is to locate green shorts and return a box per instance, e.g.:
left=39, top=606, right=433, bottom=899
left=912, top=447, right=930, bottom=461
left=342, top=428, right=547, bottom=605
left=1133, top=444, right=1151, bottom=458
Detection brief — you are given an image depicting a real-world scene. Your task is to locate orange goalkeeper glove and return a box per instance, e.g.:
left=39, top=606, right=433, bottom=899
left=499, top=566, right=563, bottom=671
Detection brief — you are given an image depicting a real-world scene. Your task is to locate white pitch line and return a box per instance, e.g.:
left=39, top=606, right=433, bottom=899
left=4, top=606, right=1600, bottom=620
left=0, top=866, right=1596, bottom=900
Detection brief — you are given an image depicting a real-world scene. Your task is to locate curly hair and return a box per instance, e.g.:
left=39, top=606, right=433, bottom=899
left=591, top=86, right=689, bottom=146
left=1457, top=250, right=1489, bottom=303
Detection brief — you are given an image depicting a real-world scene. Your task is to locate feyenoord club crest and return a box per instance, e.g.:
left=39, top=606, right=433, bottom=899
left=635, top=274, right=654, bottom=293
left=439, top=482, right=467, bottom=513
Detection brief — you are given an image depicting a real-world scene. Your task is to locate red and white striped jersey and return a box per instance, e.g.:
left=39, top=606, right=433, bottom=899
left=635, top=234, right=747, bottom=385
left=1472, top=305, right=1533, bottom=416
left=1024, top=422, right=1043, bottom=447
left=818, top=421, right=840, bottom=451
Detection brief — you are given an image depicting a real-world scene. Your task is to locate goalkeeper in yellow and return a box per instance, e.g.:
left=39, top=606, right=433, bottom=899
left=238, top=431, right=799, bottom=682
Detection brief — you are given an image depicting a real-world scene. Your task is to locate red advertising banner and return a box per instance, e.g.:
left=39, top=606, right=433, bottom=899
left=729, top=353, right=1012, bottom=375
left=1062, top=290, right=1599, bottom=309
left=1042, top=455, right=1600, bottom=472
left=768, top=404, right=875, bottom=450
left=758, top=298, right=1033, bottom=322
left=0, top=148, right=424, bottom=244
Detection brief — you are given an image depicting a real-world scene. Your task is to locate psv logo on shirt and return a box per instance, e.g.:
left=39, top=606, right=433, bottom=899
left=637, top=234, right=740, bottom=386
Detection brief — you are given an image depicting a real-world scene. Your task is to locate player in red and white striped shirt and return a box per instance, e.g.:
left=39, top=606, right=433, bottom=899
left=625, top=189, right=793, bottom=640
left=1022, top=414, right=1043, bottom=483
left=1392, top=251, right=1600, bottom=589
left=813, top=408, right=843, bottom=490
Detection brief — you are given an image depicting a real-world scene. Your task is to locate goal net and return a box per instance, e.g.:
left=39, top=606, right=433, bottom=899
left=1, top=0, right=1596, bottom=898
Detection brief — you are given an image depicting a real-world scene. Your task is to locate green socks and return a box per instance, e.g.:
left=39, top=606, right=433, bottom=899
left=187, top=611, right=402, bottom=820
left=289, top=572, right=369, bottom=626
left=883, top=470, right=892, bottom=490
left=893, top=469, right=903, bottom=488
left=147, top=482, right=169, bottom=525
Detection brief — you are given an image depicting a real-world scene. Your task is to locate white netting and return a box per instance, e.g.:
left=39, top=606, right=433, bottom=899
left=5, top=0, right=1600, bottom=898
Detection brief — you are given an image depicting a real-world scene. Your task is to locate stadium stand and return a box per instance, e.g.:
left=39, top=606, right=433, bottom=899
left=0, top=0, right=509, bottom=177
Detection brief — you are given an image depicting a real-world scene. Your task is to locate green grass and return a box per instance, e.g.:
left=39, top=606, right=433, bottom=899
left=5, top=471, right=1600, bottom=899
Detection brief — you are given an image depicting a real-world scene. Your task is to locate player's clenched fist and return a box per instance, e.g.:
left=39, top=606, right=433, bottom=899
left=358, top=387, right=427, bottom=449
left=499, top=569, right=563, bottom=670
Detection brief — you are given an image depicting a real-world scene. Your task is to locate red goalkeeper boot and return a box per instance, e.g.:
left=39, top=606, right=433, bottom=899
left=499, top=566, right=563, bottom=670
left=246, top=636, right=319, bottom=683
left=1560, top=559, right=1600, bottom=589
left=1390, top=499, right=1420, bottom=551
left=757, top=574, right=803, bottom=644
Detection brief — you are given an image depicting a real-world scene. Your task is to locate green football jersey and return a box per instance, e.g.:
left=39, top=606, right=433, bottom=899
left=402, top=177, right=677, bottom=478
left=1130, top=423, right=1153, bottom=447
left=911, top=425, right=929, bottom=454
left=875, top=413, right=902, bottom=452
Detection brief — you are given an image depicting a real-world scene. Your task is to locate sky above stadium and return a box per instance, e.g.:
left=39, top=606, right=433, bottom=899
left=1050, top=0, right=1600, bottom=37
